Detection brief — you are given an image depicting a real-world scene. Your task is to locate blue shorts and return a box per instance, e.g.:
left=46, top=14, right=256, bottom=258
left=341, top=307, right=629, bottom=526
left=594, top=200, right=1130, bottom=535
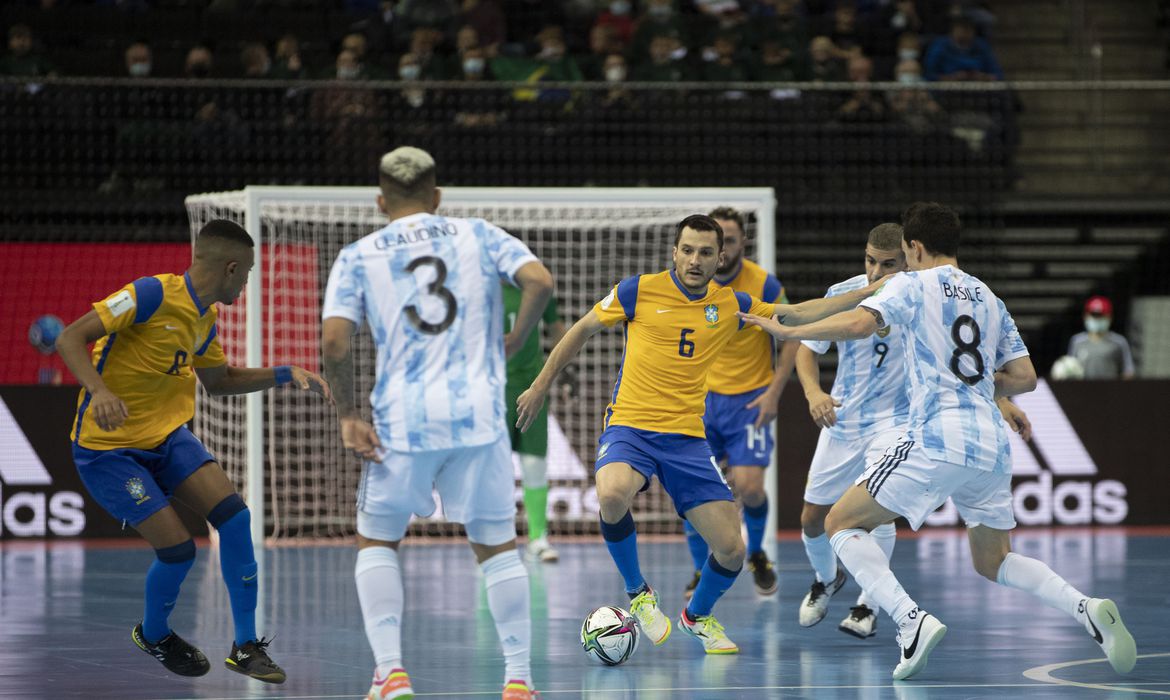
left=595, top=425, right=734, bottom=517
left=705, top=386, right=775, bottom=467
left=73, top=426, right=217, bottom=527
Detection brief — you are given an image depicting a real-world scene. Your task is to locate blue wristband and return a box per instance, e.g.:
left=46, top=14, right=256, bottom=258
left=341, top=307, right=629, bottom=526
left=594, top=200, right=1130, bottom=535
left=275, top=366, right=293, bottom=386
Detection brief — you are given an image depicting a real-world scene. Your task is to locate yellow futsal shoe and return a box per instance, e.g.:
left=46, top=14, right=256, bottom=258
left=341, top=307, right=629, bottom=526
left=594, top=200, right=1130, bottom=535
left=368, top=667, right=414, bottom=699
left=678, top=608, right=739, bottom=654
left=629, top=586, right=672, bottom=646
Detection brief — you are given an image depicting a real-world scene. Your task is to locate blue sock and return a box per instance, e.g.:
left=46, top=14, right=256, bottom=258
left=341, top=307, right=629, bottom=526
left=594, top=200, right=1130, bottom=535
left=142, top=540, right=196, bottom=643
left=744, top=498, right=769, bottom=556
left=683, top=520, right=709, bottom=572
left=210, top=496, right=258, bottom=646
left=600, top=512, right=646, bottom=595
left=686, top=554, right=741, bottom=618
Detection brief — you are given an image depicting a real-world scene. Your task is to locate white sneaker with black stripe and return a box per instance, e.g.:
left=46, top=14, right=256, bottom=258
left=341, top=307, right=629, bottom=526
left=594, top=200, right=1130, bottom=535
left=1082, top=598, right=1137, bottom=674
left=892, top=609, right=946, bottom=681
left=839, top=604, right=878, bottom=639
left=798, top=568, right=847, bottom=627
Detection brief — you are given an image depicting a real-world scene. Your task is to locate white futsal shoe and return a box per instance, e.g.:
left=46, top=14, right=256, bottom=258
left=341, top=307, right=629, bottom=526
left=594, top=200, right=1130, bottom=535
left=799, top=568, right=847, bottom=627
left=839, top=604, right=878, bottom=639
left=892, top=610, right=947, bottom=681
left=1083, top=598, right=1137, bottom=674
left=525, top=536, right=559, bottom=563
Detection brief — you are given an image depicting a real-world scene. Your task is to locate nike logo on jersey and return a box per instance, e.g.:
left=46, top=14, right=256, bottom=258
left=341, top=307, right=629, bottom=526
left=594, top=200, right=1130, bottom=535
left=902, top=614, right=927, bottom=659
left=656, top=309, right=672, bottom=314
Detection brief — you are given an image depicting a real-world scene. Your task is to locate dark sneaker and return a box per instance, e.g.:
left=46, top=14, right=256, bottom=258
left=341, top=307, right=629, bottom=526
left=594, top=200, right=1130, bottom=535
left=839, top=604, right=878, bottom=638
left=225, top=637, right=286, bottom=684
left=682, top=570, right=702, bottom=601
left=747, top=551, right=779, bottom=596
left=132, top=623, right=210, bottom=677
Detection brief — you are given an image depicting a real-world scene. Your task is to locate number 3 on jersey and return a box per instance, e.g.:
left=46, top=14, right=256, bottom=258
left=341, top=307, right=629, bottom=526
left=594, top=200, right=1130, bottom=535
left=405, top=256, right=457, bottom=335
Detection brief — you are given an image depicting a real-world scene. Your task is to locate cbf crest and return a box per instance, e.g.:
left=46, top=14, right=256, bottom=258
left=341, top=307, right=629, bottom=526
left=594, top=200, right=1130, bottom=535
left=126, top=477, right=150, bottom=505
left=704, top=304, right=720, bottom=327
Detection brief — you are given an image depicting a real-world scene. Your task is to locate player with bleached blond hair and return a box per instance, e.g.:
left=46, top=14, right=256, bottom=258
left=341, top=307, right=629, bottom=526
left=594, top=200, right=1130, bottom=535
left=322, top=146, right=553, bottom=700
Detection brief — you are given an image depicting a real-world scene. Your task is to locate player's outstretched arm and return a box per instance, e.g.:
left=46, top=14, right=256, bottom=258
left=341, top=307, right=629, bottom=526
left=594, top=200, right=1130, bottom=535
left=994, top=356, right=1038, bottom=399
left=321, top=316, right=381, bottom=460
left=796, top=344, right=841, bottom=429
left=57, top=310, right=128, bottom=431
left=505, top=260, right=554, bottom=359
left=771, top=275, right=889, bottom=326
left=739, top=306, right=881, bottom=343
left=195, top=364, right=331, bottom=400
left=516, top=310, right=605, bottom=432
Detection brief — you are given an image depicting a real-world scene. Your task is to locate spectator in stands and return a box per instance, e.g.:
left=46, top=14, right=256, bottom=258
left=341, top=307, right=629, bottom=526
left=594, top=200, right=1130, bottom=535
left=580, top=24, right=623, bottom=81
left=888, top=58, right=942, bottom=130
left=311, top=51, right=386, bottom=179
left=818, top=3, right=864, bottom=55
left=409, top=28, right=447, bottom=79
left=594, top=0, right=635, bottom=48
left=240, top=43, right=272, bottom=79
left=753, top=37, right=810, bottom=82
left=333, top=48, right=367, bottom=81
left=460, top=0, right=506, bottom=56
left=1, top=24, right=55, bottom=77
left=702, top=32, right=748, bottom=82
left=453, top=45, right=503, bottom=127
left=272, top=34, right=306, bottom=80
left=880, top=0, right=923, bottom=35
left=836, top=54, right=886, bottom=122
left=631, top=0, right=689, bottom=65
left=808, top=36, right=846, bottom=82
left=897, top=31, right=922, bottom=63
left=1068, top=297, right=1136, bottom=380
left=631, top=33, right=686, bottom=82
left=184, top=45, right=214, bottom=79
left=124, top=41, right=152, bottom=78
left=456, top=25, right=482, bottom=56
left=601, top=53, right=633, bottom=106
left=923, top=15, right=1003, bottom=81
left=341, top=32, right=387, bottom=79
left=534, top=26, right=583, bottom=81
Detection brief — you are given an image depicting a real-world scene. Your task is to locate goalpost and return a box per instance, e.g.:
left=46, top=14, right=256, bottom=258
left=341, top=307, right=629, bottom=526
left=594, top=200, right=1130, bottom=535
left=184, top=187, right=777, bottom=548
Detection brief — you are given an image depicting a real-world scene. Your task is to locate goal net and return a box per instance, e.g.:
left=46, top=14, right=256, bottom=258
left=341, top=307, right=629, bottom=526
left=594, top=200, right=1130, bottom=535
left=184, top=187, right=776, bottom=542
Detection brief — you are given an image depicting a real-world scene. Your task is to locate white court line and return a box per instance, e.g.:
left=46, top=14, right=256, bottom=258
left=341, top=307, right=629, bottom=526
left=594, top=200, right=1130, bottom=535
left=1023, top=652, right=1170, bottom=696
left=156, top=679, right=1170, bottom=700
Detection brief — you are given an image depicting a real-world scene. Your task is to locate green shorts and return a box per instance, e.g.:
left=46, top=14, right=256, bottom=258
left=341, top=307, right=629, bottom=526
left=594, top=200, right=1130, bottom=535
left=506, top=381, right=548, bottom=458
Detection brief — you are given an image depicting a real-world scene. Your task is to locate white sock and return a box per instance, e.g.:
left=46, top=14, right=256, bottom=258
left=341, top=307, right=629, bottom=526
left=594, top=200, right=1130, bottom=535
left=355, top=547, right=404, bottom=678
left=518, top=454, right=548, bottom=489
left=801, top=531, right=838, bottom=584
left=481, top=550, right=531, bottom=685
left=857, top=523, right=897, bottom=612
left=996, top=552, right=1087, bottom=625
left=831, top=528, right=919, bottom=629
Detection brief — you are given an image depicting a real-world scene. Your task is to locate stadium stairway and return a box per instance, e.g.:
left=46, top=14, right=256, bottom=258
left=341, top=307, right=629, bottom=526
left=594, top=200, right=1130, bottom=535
left=992, top=0, right=1170, bottom=196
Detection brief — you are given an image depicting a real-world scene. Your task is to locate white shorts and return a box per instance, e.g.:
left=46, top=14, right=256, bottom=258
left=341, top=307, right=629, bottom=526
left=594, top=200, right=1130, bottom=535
left=804, top=428, right=901, bottom=506
left=356, top=434, right=518, bottom=544
left=857, top=434, right=1017, bottom=531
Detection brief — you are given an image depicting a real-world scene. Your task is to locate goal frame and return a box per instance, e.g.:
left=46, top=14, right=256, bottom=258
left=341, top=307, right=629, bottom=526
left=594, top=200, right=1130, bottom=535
left=217, top=186, right=777, bottom=547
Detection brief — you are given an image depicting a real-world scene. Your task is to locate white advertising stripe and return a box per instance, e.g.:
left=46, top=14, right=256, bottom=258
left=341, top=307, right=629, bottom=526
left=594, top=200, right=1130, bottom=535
left=0, top=397, right=52, bottom=485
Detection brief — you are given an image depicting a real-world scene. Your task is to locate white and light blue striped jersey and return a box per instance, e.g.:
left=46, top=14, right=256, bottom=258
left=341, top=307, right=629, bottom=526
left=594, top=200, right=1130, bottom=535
left=802, top=274, right=910, bottom=442
left=859, top=265, right=1030, bottom=472
left=322, top=212, right=538, bottom=452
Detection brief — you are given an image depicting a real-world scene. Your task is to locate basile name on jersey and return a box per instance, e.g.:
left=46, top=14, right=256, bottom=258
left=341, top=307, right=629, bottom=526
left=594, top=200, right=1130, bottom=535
left=940, top=281, right=985, bottom=303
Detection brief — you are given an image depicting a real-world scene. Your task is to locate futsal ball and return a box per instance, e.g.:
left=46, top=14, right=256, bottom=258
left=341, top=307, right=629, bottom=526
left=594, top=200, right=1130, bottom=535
left=28, top=314, right=65, bottom=355
left=581, top=606, right=640, bottom=666
left=1050, top=355, right=1085, bottom=381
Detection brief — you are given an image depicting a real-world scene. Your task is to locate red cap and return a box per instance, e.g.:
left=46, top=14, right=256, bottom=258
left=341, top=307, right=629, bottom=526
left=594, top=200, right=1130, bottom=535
left=1085, top=296, right=1113, bottom=316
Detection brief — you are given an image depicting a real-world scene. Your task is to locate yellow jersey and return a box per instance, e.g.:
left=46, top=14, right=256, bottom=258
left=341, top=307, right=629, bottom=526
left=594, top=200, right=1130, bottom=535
left=706, top=259, right=787, bottom=395
left=593, top=269, right=774, bottom=438
left=71, top=273, right=227, bottom=450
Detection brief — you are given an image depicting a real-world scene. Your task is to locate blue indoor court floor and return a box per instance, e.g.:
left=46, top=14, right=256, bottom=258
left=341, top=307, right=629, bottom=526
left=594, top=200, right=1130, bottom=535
left=1, top=529, right=1167, bottom=699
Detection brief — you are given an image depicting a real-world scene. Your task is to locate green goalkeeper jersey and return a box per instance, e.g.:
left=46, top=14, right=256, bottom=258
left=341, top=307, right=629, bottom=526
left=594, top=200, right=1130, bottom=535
left=503, top=284, right=560, bottom=386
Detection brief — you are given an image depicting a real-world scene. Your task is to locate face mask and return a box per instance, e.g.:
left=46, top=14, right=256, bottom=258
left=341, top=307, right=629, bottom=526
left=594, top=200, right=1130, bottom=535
left=399, top=65, right=420, bottom=80
left=463, top=57, right=485, bottom=75
left=338, top=66, right=360, bottom=80
left=128, top=61, right=151, bottom=77
left=539, top=46, right=564, bottom=61
left=897, top=72, right=921, bottom=84
left=605, top=65, right=626, bottom=82
left=610, top=0, right=630, bottom=15
left=1085, top=317, right=1110, bottom=334
left=649, top=5, right=672, bottom=19
left=892, top=12, right=908, bottom=29
left=701, top=47, right=719, bottom=62
left=899, top=48, right=919, bottom=61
